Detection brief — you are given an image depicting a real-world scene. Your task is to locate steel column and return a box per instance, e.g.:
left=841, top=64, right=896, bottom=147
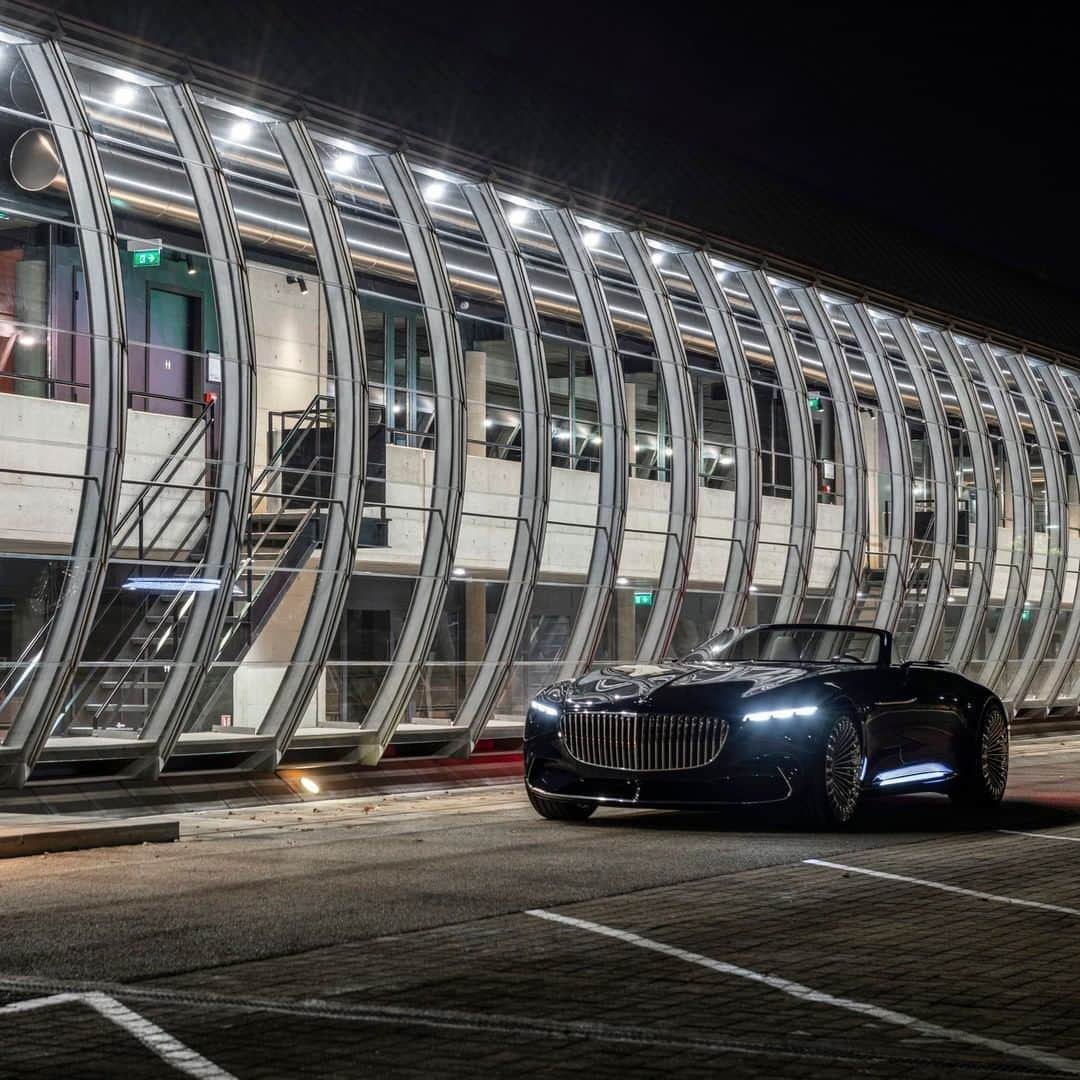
left=358, top=153, right=465, bottom=756
left=545, top=211, right=628, bottom=682
left=740, top=272, right=816, bottom=622
left=966, top=343, right=1031, bottom=695
left=612, top=234, right=697, bottom=662
left=258, top=120, right=368, bottom=756
left=843, top=305, right=913, bottom=633
left=0, top=40, right=127, bottom=787
left=791, top=289, right=867, bottom=624
left=928, top=330, right=996, bottom=675
left=884, top=317, right=956, bottom=661
left=1004, top=354, right=1065, bottom=708
left=455, top=182, right=549, bottom=747
left=679, top=252, right=761, bottom=632
left=142, top=84, right=256, bottom=772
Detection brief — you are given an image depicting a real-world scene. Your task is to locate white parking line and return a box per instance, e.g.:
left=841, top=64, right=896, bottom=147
left=804, top=858, right=1080, bottom=917
left=999, top=829, right=1080, bottom=844
left=526, top=908, right=1080, bottom=1075
left=0, top=991, right=235, bottom=1079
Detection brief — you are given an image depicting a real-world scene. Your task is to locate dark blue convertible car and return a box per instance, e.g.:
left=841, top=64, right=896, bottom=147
left=524, top=623, right=1009, bottom=827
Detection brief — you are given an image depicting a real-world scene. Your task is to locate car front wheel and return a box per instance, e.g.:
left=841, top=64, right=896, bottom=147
left=806, top=715, right=863, bottom=828
left=527, top=788, right=596, bottom=822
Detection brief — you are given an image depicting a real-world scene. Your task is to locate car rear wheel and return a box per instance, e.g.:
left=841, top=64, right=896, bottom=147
left=951, top=703, right=1009, bottom=809
left=806, top=715, right=863, bottom=828
left=527, top=788, right=596, bottom=822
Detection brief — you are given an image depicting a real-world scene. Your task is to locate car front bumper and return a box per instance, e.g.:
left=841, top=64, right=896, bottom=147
left=524, top=713, right=827, bottom=809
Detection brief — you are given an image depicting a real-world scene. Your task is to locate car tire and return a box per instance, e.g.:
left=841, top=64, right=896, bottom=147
left=806, top=715, right=863, bottom=829
left=951, top=702, right=1009, bottom=809
left=527, top=788, right=596, bottom=822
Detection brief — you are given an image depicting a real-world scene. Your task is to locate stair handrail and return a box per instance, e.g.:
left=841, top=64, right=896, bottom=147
left=82, top=394, right=336, bottom=726
left=0, top=404, right=214, bottom=711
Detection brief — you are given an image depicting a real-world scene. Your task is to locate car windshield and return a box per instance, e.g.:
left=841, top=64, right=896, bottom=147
left=683, top=625, right=884, bottom=666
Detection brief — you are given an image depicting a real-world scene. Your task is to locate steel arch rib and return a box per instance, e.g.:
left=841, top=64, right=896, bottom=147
left=613, top=234, right=698, bottom=662
left=359, top=153, right=465, bottom=755
left=679, top=252, right=761, bottom=632
left=544, top=210, right=627, bottom=683
left=968, top=343, right=1031, bottom=696
left=1005, top=354, right=1065, bottom=708
left=258, top=120, right=368, bottom=756
left=455, top=182, right=549, bottom=748
left=141, top=83, right=256, bottom=771
left=1, top=40, right=127, bottom=787
left=928, top=330, right=996, bottom=675
left=740, top=272, right=816, bottom=622
left=884, top=317, right=955, bottom=661
left=1035, top=365, right=1080, bottom=708
left=842, top=305, right=914, bottom=634
left=791, top=290, right=867, bottom=625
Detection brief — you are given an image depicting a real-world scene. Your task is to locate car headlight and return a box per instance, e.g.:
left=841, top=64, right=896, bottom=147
left=529, top=699, right=560, bottom=718
left=743, top=704, right=818, bottom=723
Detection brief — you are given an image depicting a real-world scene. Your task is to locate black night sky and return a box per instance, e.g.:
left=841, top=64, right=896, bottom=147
left=17, top=0, right=1078, bottom=349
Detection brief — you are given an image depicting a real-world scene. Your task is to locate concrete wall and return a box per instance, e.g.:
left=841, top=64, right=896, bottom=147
left=0, top=394, right=206, bottom=554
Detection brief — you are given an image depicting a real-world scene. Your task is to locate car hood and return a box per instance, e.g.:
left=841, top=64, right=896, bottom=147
left=562, top=661, right=840, bottom=714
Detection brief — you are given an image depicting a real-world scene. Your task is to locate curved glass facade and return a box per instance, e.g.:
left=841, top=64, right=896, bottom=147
left=1, top=22, right=1079, bottom=786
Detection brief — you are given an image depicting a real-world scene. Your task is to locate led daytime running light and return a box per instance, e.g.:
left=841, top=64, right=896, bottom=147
left=743, top=705, right=818, bottom=723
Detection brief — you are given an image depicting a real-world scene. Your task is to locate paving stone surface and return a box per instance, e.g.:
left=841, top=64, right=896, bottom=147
left=4, top=744, right=1080, bottom=1077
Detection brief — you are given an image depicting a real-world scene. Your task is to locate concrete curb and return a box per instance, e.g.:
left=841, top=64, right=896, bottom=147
left=0, top=820, right=179, bottom=860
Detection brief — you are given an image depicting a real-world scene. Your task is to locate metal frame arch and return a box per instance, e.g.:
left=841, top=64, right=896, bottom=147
left=258, top=119, right=368, bottom=756
left=612, top=233, right=698, bottom=662
left=927, top=329, right=996, bottom=675
left=544, top=209, right=628, bottom=683
left=1004, top=353, right=1066, bottom=708
left=842, top=305, right=914, bottom=633
left=358, top=152, right=466, bottom=756
left=455, top=182, right=549, bottom=748
left=142, top=82, right=257, bottom=772
left=0, top=39, right=127, bottom=787
left=790, top=289, right=867, bottom=625
left=883, top=316, right=956, bottom=661
left=968, top=343, right=1032, bottom=696
left=1035, top=364, right=1080, bottom=709
left=739, top=271, right=816, bottom=623
left=679, top=252, right=761, bottom=632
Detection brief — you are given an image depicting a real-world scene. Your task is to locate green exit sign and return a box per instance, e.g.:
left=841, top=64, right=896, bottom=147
left=633, top=591, right=653, bottom=607
left=132, top=248, right=162, bottom=268
left=807, top=394, right=823, bottom=411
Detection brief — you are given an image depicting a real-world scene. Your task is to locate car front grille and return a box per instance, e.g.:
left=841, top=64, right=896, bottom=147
left=560, top=712, right=729, bottom=772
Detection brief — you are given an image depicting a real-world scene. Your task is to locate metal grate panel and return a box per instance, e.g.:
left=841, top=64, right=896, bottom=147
left=560, top=712, right=728, bottom=772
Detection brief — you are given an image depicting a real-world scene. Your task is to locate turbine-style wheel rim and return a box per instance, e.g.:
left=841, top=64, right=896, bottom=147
left=981, top=707, right=1009, bottom=800
left=824, top=717, right=862, bottom=822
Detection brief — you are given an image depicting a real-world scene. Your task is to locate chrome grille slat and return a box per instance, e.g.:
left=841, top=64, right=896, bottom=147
left=560, top=712, right=728, bottom=772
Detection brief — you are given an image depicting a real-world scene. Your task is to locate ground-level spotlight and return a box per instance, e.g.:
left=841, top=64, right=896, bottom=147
left=299, top=776, right=320, bottom=795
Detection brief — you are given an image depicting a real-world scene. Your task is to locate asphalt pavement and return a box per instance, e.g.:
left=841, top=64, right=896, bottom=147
left=3, top=741, right=1080, bottom=1077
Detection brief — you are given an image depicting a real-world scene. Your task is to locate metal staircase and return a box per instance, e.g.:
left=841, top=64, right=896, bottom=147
left=0, top=396, right=338, bottom=741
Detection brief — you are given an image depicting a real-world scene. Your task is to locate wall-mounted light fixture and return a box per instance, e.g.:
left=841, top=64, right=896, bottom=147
left=286, top=274, right=309, bottom=295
